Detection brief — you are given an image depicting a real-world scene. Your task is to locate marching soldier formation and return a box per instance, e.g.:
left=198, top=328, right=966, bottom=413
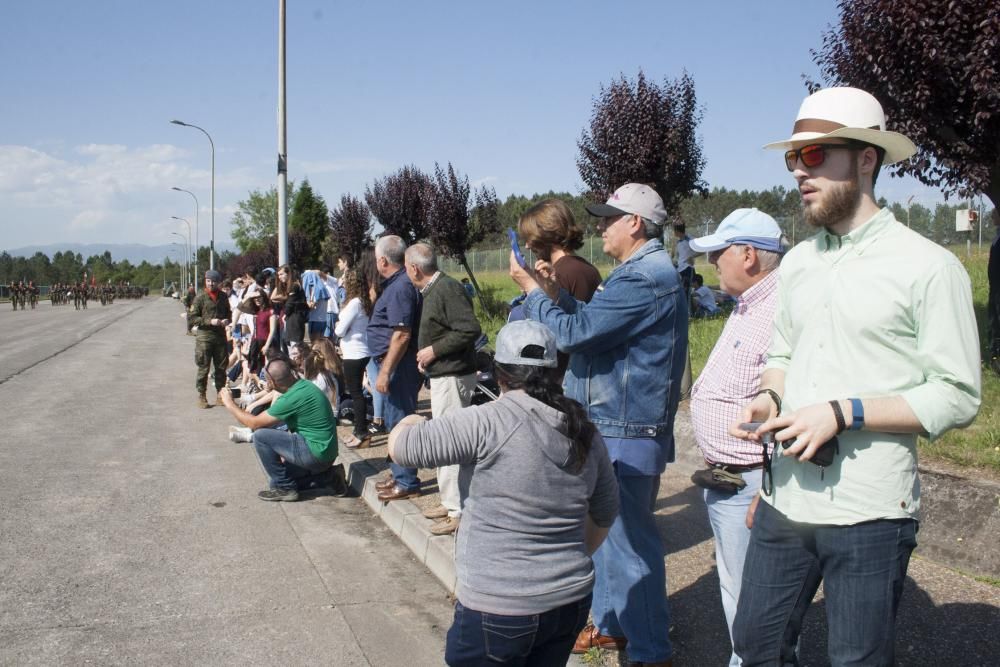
left=4, top=280, right=147, bottom=311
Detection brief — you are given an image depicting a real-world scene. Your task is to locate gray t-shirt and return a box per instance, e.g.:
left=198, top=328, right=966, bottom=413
left=394, top=390, right=619, bottom=615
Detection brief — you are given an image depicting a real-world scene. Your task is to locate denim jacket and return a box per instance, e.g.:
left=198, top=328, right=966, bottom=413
left=523, top=239, right=688, bottom=438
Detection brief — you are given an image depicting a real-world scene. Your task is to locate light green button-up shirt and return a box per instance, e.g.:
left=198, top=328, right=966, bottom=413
left=764, top=208, right=981, bottom=525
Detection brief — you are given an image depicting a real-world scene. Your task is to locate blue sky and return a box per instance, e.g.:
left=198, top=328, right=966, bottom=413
left=0, top=0, right=943, bottom=251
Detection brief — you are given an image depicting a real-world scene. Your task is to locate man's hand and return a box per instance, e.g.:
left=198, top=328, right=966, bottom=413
left=746, top=494, right=761, bottom=530
left=415, top=345, right=436, bottom=372
left=531, top=259, right=560, bottom=300
left=729, top=393, right=780, bottom=441
left=509, top=251, right=541, bottom=294
left=376, top=369, right=391, bottom=394
left=220, top=386, right=236, bottom=409
left=757, top=401, right=841, bottom=463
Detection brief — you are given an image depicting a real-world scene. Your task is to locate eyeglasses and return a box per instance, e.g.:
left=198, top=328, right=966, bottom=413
left=784, top=143, right=855, bottom=171
left=596, top=213, right=634, bottom=231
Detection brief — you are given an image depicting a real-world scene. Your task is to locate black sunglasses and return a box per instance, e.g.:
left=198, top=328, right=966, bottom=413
left=784, top=143, right=856, bottom=171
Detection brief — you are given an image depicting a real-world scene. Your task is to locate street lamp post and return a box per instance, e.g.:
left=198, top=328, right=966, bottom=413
left=906, top=194, right=916, bottom=229
left=172, top=216, right=193, bottom=282
left=172, top=187, right=199, bottom=281
left=171, top=243, right=184, bottom=288
left=170, top=119, right=215, bottom=270
left=171, top=232, right=190, bottom=287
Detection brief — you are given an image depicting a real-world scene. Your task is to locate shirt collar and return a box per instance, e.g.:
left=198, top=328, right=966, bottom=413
left=735, top=269, right=778, bottom=314
left=820, top=207, right=894, bottom=253
left=420, top=271, right=442, bottom=295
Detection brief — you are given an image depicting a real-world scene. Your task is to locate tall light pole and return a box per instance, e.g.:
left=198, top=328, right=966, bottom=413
left=172, top=187, right=199, bottom=281
left=906, top=194, right=916, bottom=229
left=170, top=119, right=216, bottom=270
left=276, top=0, right=289, bottom=265
left=171, top=232, right=190, bottom=286
left=172, top=216, right=193, bottom=282
left=171, top=243, right=184, bottom=288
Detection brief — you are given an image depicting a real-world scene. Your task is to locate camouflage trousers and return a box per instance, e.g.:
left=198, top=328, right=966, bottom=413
left=195, top=334, right=228, bottom=395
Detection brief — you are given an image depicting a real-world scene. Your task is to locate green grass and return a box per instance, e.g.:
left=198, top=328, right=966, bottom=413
left=451, top=248, right=999, bottom=473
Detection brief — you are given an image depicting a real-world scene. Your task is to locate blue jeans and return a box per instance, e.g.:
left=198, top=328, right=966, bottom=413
left=733, top=501, right=917, bottom=666
left=591, top=464, right=672, bottom=663
left=704, top=468, right=762, bottom=667
left=445, top=594, right=592, bottom=666
left=324, top=312, right=338, bottom=339
left=252, top=428, right=330, bottom=491
left=366, top=358, right=385, bottom=421
left=374, top=354, right=422, bottom=491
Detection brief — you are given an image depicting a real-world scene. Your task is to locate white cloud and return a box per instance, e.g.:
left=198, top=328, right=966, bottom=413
left=471, top=175, right=498, bottom=189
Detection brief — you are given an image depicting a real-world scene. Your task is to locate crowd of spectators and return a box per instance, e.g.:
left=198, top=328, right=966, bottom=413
left=178, top=86, right=986, bottom=667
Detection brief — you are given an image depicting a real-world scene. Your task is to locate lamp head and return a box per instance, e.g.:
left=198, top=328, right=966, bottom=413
left=170, top=119, right=187, bottom=126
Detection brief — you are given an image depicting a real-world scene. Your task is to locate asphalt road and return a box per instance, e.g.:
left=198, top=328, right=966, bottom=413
left=0, top=298, right=453, bottom=665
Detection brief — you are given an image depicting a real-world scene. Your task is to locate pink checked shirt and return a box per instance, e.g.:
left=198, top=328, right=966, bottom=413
left=690, top=270, right=779, bottom=466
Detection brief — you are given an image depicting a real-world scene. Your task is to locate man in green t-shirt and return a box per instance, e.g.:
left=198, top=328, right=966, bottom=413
left=220, top=356, right=339, bottom=501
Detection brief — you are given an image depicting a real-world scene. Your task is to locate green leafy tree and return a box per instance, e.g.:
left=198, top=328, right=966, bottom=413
left=578, top=70, right=707, bottom=215
left=230, top=181, right=297, bottom=253
left=424, top=162, right=500, bottom=300
left=289, top=179, right=329, bottom=267
left=810, top=0, right=1000, bottom=213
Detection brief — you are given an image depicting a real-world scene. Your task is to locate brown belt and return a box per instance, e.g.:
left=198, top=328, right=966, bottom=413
left=707, top=461, right=764, bottom=474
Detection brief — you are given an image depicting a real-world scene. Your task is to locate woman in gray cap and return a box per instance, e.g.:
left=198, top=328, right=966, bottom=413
left=388, top=320, right=619, bottom=666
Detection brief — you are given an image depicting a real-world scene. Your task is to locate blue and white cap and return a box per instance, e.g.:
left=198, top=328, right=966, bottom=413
left=689, top=208, right=786, bottom=254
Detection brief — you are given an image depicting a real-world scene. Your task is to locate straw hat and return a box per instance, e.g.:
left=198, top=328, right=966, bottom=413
left=764, top=87, right=916, bottom=164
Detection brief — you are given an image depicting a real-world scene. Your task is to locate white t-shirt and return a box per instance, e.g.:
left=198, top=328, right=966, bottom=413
left=311, top=372, right=339, bottom=406
left=323, top=275, right=341, bottom=314
left=334, top=297, right=370, bottom=359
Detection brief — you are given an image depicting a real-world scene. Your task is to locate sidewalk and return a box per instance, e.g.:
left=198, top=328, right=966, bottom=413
left=336, top=395, right=1000, bottom=665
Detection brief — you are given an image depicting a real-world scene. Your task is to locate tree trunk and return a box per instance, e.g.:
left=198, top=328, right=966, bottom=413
left=458, top=254, right=488, bottom=312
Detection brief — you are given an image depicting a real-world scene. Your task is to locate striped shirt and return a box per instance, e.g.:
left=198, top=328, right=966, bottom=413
left=690, top=270, right=778, bottom=466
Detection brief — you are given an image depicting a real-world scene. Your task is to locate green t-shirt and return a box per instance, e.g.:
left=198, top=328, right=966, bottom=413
left=267, top=380, right=338, bottom=462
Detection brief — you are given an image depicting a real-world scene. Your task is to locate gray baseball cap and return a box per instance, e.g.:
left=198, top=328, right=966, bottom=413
left=494, top=320, right=558, bottom=368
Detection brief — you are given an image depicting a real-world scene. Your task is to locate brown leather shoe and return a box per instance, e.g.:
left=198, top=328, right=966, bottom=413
left=375, top=477, right=397, bottom=491
left=572, top=623, right=627, bottom=654
left=377, top=485, right=420, bottom=502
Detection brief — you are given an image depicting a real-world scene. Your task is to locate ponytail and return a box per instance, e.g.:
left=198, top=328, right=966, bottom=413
left=494, top=362, right=595, bottom=471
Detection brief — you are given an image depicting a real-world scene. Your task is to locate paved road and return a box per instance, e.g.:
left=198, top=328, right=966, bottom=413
left=0, top=298, right=453, bottom=665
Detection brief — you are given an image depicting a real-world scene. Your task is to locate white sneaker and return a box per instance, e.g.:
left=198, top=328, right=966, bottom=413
left=228, top=426, right=253, bottom=443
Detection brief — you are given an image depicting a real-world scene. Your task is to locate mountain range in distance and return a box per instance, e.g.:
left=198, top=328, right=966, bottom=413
left=3, top=242, right=238, bottom=265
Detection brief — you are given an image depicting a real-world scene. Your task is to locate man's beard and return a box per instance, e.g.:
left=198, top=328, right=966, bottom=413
left=802, top=166, right=861, bottom=230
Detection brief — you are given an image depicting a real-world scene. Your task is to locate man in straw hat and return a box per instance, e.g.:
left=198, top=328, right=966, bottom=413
left=731, top=87, right=981, bottom=665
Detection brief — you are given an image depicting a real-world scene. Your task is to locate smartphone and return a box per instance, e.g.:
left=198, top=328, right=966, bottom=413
left=508, top=228, right=527, bottom=268
left=739, top=422, right=774, bottom=443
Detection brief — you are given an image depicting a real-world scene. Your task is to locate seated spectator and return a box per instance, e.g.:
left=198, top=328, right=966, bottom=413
left=220, top=356, right=341, bottom=501
left=691, top=273, right=721, bottom=317
left=301, top=338, right=342, bottom=412
left=388, top=320, right=619, bottom=666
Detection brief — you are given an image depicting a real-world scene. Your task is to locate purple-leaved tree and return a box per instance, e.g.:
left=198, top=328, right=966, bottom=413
left=577, top=70, right=706, bottom=216
left=328, top=194, right=374, bottom=266
left=423, top=162, right=499, bottom=304
left=809, top=0, right=1000, bottom=213
left=365, top=165, right=432, bottom=245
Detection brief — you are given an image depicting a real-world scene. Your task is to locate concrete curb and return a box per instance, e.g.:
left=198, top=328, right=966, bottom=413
left=339, top=448, right=457, bottom=594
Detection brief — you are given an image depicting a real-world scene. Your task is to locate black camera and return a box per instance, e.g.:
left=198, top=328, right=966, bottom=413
left=230, top=387, right=241, bottom=399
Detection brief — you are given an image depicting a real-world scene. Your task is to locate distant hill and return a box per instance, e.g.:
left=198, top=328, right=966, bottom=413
left=3, top=242, right=238, bottom=265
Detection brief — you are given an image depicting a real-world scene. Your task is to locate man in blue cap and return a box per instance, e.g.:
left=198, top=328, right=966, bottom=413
left=687, top=208, right=785, bottom=667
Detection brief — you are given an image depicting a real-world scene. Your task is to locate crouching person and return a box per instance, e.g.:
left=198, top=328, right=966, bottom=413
left=220, top=356, right=340, bottom=501
left=387, top=320, right=619, bottom=666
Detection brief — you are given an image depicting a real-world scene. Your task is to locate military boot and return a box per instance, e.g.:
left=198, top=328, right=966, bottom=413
left=198, top=393, right=210, bottom=409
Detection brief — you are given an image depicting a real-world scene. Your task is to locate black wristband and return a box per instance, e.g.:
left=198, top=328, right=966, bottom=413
left=755, top=389, right=782, bottom=415
left=829, top=400, right=847, bottom=434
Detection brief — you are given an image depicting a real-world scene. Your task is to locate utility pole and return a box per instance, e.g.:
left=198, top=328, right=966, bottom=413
left=276, top=0, right=289, bottom=265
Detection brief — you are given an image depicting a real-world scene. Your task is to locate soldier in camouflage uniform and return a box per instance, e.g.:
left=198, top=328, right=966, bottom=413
left=188, top=270, right=232, bottom=408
